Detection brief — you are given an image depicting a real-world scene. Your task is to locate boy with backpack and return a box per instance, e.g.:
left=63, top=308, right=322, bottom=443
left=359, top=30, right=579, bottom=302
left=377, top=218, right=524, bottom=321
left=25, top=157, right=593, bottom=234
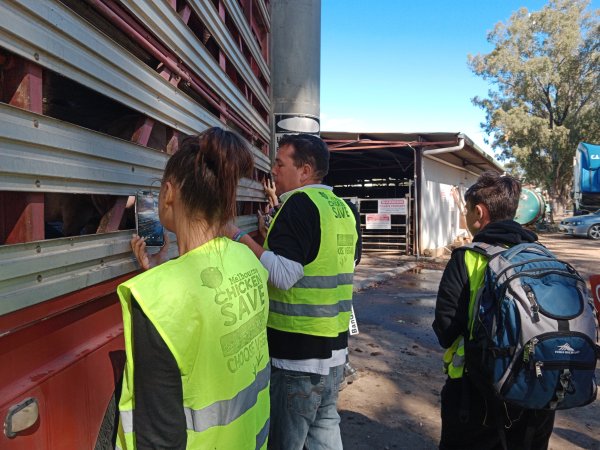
left=433, top=171, right=598, bottom=450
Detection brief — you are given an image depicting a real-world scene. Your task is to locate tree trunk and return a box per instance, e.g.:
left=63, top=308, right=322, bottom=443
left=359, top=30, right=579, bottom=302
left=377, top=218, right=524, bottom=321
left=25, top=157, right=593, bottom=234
left=550, top=196, right=568, bottom=219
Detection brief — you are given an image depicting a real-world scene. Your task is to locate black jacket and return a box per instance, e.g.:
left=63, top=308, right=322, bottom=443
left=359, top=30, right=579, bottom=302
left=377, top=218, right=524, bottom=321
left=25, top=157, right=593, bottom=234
left=432, top=220, right=538, bottom=349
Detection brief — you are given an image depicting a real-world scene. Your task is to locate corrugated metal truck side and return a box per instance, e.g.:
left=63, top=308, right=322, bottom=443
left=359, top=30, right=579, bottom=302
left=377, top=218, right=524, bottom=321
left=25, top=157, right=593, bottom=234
left=0, top=0, right=271, bottom=447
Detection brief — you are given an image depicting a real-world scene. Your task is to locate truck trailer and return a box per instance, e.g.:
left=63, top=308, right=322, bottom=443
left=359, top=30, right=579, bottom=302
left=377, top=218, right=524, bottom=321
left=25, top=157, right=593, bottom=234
left=573, top=141, right=600, bottom=215
left=0, top=0, right=271, bottom=447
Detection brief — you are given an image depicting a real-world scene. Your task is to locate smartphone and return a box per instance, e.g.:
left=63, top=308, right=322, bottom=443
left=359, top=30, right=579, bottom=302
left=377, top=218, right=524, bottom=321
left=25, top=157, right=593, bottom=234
left=135, top=190, right=164, bottom=247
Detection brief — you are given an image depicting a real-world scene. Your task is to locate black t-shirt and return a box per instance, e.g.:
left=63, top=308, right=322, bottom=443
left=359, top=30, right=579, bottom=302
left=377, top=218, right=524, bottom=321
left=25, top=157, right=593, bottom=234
left=266, top=191, right=360, bottom=360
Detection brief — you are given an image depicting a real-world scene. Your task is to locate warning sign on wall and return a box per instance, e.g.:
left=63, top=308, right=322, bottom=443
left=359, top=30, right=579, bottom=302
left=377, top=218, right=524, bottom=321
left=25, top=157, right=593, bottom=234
left=366, top=213, right=391, bottom=229
left=377, top=198, right=407, bottom=215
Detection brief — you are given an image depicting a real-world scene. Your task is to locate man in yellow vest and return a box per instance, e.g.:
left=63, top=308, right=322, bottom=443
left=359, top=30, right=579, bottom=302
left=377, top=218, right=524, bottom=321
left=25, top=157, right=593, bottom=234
left=432, top=171, right=555, bottom=449
left=228, top=134, right=358, bottom=449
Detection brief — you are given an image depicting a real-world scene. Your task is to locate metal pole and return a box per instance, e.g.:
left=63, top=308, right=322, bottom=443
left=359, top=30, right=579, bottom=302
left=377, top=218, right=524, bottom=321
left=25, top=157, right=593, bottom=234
left=271, top=0, right=321, bottom=158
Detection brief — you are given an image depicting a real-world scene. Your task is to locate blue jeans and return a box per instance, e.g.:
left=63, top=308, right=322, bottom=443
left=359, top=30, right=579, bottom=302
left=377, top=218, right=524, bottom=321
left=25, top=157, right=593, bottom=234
left=268, top=364, right=344, bottom=450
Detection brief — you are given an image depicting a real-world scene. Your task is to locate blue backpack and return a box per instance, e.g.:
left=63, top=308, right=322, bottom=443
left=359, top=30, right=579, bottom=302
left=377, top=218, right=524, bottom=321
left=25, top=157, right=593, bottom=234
left=464, top=242, right=599, bottom=410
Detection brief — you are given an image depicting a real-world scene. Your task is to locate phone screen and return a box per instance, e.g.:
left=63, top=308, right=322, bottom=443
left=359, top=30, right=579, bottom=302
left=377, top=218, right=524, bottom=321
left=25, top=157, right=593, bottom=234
left=135, top=190, right=164, bottom=247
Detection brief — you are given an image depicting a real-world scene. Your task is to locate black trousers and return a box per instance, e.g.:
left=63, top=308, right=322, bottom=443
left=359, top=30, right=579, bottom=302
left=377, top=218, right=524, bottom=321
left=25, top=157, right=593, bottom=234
left=439, top=378, right=555, bottom=450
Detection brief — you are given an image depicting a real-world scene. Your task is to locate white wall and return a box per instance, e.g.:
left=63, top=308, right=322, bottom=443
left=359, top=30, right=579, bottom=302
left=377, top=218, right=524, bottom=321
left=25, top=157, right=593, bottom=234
left=419, top=157, right=480, bottom=255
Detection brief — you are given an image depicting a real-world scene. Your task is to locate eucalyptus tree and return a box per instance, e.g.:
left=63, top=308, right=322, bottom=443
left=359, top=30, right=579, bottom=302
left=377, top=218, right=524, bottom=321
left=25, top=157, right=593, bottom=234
left=469, top=0, right=600, bottom=212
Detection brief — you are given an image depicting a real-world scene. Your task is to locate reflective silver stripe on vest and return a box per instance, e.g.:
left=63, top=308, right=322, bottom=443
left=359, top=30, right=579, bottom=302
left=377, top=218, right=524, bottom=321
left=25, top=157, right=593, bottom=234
left=120, top=410, right=133, bottom=433
left=452, top=353, right=465, bottom=368
left=294, top=273, right=354, bottom=289
left=256, top=417, right=270, bottom=449
left=184, top=363, right=270, bottom=433
left=269, top=299, right=352, bottom=317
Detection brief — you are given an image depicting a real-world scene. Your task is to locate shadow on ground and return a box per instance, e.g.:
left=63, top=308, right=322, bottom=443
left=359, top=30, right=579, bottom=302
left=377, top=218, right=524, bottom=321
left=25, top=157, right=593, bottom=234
left=340, top=410, right=438, bottom=450
left=339, top=261, right=600, bottom=450
left=339, top=269, right=444, bottom=449
left=552, top=427, right=600, bottom=450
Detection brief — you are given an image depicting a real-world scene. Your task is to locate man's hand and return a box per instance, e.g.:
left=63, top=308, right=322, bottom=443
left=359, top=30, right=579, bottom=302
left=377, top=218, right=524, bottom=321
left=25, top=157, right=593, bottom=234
left=131, top=233, right=170, bottom=270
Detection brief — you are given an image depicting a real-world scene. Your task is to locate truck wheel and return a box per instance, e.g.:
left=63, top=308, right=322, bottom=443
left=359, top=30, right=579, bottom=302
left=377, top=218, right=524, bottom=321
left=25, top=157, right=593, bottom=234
left=94, top=392, right=117, bottom=450
left=588, top=224, right=600, bottom=240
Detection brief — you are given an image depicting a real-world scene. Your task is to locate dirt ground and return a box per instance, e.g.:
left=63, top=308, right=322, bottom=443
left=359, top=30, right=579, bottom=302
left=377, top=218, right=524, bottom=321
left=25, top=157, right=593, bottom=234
left=339, top=231, right=600, bottom=449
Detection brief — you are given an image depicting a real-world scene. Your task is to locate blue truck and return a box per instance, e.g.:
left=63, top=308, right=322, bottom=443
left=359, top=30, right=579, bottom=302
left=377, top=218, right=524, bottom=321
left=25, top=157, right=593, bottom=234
left=573, top=142, right=600, bottom=215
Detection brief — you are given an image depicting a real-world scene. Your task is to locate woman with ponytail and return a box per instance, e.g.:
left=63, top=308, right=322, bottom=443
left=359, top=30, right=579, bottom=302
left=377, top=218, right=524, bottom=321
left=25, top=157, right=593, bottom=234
left=115, top=127, right=270, bottom=450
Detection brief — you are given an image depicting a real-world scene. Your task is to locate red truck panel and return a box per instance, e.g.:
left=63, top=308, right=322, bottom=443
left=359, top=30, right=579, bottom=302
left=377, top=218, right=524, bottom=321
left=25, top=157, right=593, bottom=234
left=0, top=277, right=128, bottom=447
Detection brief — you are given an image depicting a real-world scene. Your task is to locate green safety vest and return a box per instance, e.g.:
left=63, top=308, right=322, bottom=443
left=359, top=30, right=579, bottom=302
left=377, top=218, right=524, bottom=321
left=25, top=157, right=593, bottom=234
left=442, top=249, right=488, bottom=379
left=116, top=237, right=270, bottom=449
left=264, top=187, right=358, bottom=337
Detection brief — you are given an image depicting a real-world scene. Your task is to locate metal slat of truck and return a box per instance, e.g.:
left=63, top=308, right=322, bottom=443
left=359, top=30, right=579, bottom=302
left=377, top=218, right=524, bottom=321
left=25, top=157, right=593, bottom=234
left=126, top=0, right=269, bottom=135
left=0, top=103, right=166, bottom=195
left=0, top=0, right=271, bottom=172
left=0, top=102, right=261, bottom=314
left=255, top=0, right=271, bottom=31
left=0, top=212, right=258, bottom=317
left=0, top=231, right=141, bottom=316
left=219, top=0, right=270, bottom=84
left=0, top=102, right=265, bottom=201
left=122, top=0, right=270, bottom=133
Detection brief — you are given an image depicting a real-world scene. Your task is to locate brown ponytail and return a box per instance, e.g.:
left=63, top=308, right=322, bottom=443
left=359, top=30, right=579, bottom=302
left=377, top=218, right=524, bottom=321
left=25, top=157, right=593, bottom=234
left=162, top=127, right=254, bottom=227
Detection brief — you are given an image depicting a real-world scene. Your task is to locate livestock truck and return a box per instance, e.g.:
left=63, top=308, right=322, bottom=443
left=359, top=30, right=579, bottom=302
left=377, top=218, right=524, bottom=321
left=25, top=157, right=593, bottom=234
left=0, top=0, right=272, bottom=447
left=573, top=142, right=600, bottom=215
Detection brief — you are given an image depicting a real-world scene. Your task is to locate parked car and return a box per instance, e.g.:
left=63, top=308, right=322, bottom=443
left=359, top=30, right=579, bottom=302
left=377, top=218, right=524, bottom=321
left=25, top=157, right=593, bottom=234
left=558, top=209, right=600, bottom=240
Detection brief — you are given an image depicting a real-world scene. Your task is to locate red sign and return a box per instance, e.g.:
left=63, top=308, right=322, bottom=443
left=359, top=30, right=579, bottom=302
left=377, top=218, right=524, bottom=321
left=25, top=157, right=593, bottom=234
left=365, top=213, right=391, bottom=230
left=590, top=274, right=600, bottom=325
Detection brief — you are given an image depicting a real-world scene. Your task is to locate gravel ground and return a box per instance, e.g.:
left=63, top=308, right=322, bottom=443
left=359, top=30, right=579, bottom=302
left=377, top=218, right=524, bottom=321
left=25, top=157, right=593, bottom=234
left=339, top=231, right=600, bottom=450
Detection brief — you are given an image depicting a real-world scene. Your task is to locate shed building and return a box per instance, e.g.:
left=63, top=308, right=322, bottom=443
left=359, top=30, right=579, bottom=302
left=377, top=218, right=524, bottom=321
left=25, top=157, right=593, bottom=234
left=321, top=131, right=503, bottom=257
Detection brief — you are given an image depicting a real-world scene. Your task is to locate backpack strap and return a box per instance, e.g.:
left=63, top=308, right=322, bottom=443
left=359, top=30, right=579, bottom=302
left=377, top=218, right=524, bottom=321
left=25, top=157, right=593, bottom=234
left=464, top=241, right=557, bottom=258
left=462, top=242, right=506, bottom=259
left=496, top=241, right=555, bottom=260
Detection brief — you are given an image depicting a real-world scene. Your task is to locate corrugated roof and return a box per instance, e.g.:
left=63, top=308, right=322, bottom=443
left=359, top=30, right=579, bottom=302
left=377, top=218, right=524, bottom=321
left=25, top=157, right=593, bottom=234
left=321, top=131, right=503, bottom=174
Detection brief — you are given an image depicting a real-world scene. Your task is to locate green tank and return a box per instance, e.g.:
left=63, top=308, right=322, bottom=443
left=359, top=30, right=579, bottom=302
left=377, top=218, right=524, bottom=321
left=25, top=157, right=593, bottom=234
left=515, top=188, right=546, bottom=225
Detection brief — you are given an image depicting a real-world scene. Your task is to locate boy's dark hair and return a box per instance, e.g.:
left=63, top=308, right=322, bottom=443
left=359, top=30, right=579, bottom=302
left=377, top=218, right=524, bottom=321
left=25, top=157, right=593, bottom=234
left=464, top=171, right=521, bottom=221
left=163, top=127, right=253, bottom=227
left=278, top=134, right=329, bottom=180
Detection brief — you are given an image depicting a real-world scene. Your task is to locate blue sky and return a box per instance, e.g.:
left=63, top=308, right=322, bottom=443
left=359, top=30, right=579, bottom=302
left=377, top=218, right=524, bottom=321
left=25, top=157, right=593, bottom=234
left=320, top=0, right=594, bottom=156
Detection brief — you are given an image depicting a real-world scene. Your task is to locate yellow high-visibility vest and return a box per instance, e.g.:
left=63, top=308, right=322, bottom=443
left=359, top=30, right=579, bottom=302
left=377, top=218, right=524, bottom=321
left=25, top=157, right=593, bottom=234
left=116, top=237, right=270, bottom=449
left=265, top=187, right=358, bottom=337
left=443, top=249, right=488, bottom=379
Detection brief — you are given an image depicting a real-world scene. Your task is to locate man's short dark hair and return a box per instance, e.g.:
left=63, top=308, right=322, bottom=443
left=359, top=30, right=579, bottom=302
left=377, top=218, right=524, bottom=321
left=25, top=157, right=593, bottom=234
left=464, top=171, right=521, bottom=221
left=278, top=134, right=329, bottom=180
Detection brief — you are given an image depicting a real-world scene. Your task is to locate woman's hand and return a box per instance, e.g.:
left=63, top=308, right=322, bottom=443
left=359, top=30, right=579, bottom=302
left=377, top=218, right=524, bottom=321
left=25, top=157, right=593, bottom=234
left=263, top=177, right=278, bottom=209
left=131, top=233, right=170, bottom=270
left=257, top=208, right=269, bottom=239
left=222, top=222, right=240, bottom=240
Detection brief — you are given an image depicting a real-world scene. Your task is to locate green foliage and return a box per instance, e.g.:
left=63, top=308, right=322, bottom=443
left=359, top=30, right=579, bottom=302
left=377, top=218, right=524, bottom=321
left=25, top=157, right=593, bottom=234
left=468, top=0, right=600, bottom=205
